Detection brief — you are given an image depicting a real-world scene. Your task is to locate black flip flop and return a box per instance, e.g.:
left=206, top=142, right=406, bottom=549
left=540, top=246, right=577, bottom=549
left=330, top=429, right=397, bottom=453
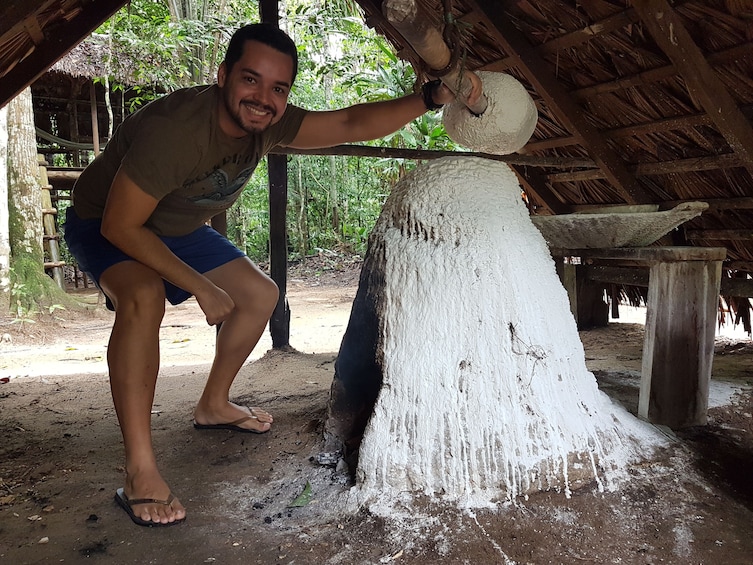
left=114, top=487, right=185, bottom=527
left=192, top=415, right=270, bottom=434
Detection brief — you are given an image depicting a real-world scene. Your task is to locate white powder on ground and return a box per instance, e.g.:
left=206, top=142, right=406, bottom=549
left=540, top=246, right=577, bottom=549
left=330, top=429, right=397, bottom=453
left=351, top=156, right=666, bottom=509
left=443, top=71, right=538, bottom=155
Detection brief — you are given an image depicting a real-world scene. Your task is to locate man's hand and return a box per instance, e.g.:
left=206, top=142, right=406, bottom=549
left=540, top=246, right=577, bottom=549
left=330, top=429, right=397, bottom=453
left=430, top=72, right=484, bottom=108
left=195, top=283, right=236, bottom=326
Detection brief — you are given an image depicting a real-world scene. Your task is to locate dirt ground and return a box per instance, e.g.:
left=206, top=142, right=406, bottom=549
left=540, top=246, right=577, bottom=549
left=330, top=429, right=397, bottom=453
left=1, top=259, right=752, bottom=565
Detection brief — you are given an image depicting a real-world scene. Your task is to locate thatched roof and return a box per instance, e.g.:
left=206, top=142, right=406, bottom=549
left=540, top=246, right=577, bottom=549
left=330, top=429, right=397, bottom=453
left=47, top=33, right=154, bottom=85
left=2, top=0, right=753, bottom=272
left=355, top=0, right=753, bottom=270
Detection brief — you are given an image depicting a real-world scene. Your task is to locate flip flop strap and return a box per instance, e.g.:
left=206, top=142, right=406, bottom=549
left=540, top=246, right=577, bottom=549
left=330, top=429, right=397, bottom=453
left=127, top=493, right=175, bottom=507
left=225, top=415, right=257, bottom=426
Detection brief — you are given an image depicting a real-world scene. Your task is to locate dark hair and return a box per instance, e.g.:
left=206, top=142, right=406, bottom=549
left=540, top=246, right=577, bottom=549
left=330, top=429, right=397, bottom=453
left=224, top=23, right=299, bottom=84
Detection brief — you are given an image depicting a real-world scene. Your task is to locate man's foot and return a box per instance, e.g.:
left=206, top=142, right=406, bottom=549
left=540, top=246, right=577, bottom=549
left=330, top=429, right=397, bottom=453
left=193, top=402, right=273, bottom=433
left=118, top=471, right=186, bottom=526
left=115, top=488, right=185, bottom=527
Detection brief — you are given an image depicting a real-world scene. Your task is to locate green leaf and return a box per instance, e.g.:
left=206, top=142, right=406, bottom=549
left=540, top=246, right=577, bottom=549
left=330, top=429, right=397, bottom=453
left=288, top=481, right=312, bottom=507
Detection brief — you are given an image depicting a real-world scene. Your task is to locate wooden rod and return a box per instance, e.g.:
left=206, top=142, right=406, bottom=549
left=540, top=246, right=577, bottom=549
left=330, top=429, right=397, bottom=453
left=383, top=0, right=488, bottom=115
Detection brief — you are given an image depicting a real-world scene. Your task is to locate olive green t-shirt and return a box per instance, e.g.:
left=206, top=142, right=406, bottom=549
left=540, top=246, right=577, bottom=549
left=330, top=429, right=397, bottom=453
left=72, top=84, right=307, bottom=237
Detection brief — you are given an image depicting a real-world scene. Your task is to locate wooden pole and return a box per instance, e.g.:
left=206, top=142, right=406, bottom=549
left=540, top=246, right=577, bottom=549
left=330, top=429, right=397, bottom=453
left=89, top=81, right=100, bottom=155
left=383, top=0, right=488, bottom=115
left=260, top=0, right=291, bottom=348
left=639, top=257, right=723, bottom=428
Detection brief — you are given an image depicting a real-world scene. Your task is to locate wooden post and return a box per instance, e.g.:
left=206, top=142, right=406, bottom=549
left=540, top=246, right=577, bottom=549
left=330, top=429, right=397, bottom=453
left=639, top=257, right=723, bottom=428
left=555, top=257, right=577, bottom=322
left=554, top=258, right=607, bottom=329
left=575, top=265, right=608, bottom=329
left=89, top=81, right=100, bottom=155
left=260, top=0, right=291, bottom=348
left=268, top=154, right=289, bottom=348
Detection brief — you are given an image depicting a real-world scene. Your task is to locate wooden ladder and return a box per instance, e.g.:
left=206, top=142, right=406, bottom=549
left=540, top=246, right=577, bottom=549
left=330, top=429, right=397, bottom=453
left=37, top=155, right=65, bottom=290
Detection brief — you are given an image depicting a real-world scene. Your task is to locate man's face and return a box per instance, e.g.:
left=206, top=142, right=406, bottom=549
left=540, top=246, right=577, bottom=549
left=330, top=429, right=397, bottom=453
left=217, top=40, right=294, bottom=138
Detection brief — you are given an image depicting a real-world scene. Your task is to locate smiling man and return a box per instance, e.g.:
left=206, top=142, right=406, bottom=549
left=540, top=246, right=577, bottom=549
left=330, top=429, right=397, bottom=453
left=63, top=23, right=478, bottom=528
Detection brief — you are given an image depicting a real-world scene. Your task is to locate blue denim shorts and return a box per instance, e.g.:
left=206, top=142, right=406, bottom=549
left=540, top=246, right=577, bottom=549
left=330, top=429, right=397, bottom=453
left=63, top=207, right=245, bottom=310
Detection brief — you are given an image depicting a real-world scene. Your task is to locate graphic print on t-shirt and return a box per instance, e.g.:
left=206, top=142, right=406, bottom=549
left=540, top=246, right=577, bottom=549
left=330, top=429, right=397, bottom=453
left=181, top=160, right=256, bottom=207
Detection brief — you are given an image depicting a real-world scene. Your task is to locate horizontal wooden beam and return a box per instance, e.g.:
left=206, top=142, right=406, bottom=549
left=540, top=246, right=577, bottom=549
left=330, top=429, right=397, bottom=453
left=551, top=246, right=726, bottom=263
left=548, top=153, right=745, bottom=182
left=727, top=261, right=753, bottom=272
left=587, top=265, right=753, bottom=297
left=270, top=144, right=596, bottom=167
left=686, top=230, right=753, bottom=241
left=570, top=197, right=753, bottom=213
left=633, top=0, right=753, bottom=170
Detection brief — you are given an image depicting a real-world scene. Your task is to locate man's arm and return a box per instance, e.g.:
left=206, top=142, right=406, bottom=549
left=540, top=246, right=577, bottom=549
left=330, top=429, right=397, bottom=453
left=101, top=168, right=234, bottom=325
left=286, top=79, right=480, bottom=150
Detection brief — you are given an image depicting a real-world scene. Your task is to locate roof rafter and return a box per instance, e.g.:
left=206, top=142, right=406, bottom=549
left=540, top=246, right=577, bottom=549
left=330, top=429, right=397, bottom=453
left=632, top=0, right=753, bottom=177
left=467, top=0, right=653, bottom=205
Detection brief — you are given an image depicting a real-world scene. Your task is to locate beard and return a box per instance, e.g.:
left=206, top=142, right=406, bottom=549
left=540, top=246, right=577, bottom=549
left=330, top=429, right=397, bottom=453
left=223, top=91, right=277, bottom=135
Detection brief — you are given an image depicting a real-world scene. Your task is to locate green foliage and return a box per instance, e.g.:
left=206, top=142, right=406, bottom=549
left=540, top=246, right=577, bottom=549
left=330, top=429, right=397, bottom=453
left=81, top=0, right=463, bottom=263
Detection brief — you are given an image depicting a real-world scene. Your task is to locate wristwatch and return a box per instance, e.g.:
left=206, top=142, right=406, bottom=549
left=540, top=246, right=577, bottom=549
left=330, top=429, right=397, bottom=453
left=421, top=79, right=444, bottom=111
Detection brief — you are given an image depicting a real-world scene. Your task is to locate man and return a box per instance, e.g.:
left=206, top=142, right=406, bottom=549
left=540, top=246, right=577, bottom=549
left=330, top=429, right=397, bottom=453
left=64, top=22, right=480, bottom=527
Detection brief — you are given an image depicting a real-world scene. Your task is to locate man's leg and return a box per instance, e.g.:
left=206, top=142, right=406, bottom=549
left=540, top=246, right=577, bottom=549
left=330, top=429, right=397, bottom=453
left=99, top=261, right=186, bottom=525
left=193, top=257, right=278, bottom=431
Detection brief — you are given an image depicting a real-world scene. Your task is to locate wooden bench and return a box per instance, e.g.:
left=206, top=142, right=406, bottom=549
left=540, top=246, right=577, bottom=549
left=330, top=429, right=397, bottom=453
left=553, top=246, right=726, bottom=429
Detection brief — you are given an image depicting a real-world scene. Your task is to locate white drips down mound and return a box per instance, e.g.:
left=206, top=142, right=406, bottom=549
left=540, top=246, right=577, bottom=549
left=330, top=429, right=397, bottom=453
left=349, top=157, right=666, bottom=509
left=443, top=71, right=538, bottom=155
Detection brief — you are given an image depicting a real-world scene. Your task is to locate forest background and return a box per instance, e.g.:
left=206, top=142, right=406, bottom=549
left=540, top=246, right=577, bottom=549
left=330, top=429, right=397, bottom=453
left=0, top=0, right=465, bottom=320
left=61, top=0, right=460, bottom=262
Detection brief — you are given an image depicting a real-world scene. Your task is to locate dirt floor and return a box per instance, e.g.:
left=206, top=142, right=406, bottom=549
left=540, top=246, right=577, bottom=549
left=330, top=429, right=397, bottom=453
left=1, top=258, right=752, bottom=565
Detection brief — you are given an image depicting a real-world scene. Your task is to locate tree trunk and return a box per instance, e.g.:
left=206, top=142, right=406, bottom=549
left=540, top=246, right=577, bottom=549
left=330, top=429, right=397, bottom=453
left=0, top=106, right=10, bottom=313
left=7, top=87, right=60, bottom=314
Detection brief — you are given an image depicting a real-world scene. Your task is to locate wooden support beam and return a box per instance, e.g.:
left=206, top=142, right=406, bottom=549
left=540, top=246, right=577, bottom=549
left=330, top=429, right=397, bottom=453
left=526, top=103, right=753, bottom=152
left=537, top=8, right=641, bottom=55
left=468, top=0, right=653, bottom=205
left=548, top=152, right=745, bottom=183
left=640, top=259, right=722, bottom=428
left=587, top=264, right=753, bottom=297
left=632, top=0, right=753, bottom=176
left=260, top=0, right=290, bottom=349
left=571, top=42, right=753, bottom=100
left=552, top=246, right=726, bottom=263
left=686, top=229, right=753, bottom=241
left=270, top=144, right=595, bottom=167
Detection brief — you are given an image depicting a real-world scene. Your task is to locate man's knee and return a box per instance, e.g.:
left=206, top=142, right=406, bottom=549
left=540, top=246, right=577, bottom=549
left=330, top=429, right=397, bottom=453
left=257, top=275, right=279, bottom=312
left=109, top=277, right=166, bottom=320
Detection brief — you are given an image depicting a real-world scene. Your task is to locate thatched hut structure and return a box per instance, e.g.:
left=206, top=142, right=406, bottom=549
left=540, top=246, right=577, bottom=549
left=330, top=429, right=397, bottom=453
left=31, top=33, right=166, bottom=166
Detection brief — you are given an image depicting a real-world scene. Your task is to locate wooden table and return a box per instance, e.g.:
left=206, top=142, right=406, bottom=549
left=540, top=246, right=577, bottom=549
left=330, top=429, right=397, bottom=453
left=552, top=246, right=727, bottom=429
